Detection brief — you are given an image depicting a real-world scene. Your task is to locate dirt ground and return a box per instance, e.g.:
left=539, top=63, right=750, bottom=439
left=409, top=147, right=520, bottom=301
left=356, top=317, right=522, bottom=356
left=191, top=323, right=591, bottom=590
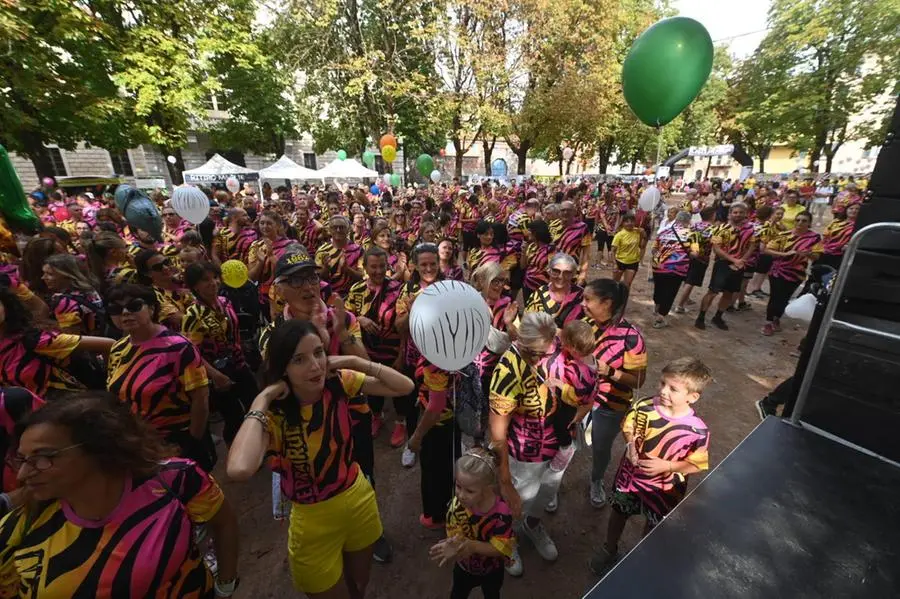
left=218, top=198, right=807, bottom=599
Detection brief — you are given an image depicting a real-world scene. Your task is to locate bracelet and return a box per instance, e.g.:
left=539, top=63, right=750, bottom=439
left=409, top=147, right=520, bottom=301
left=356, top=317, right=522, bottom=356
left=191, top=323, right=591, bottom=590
left=244, top=410, right=268, bottom=429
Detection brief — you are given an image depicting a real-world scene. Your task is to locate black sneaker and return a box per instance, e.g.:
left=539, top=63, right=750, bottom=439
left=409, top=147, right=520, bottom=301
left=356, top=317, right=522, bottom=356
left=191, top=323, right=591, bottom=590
left=711, top=316, right=729, bottom=330
left=694, top=318, right=706, bottom=330
left=372, top=535, right=393, bottom=564
left=589, top=545, right=620, bottom=577
left=726, top=305, right=736, bottom=312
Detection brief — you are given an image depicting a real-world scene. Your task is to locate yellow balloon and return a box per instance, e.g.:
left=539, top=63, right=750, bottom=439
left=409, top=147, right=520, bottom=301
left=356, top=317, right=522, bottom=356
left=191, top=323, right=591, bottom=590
left=382, top=145, right=397, bottom=163
left=221, top=259, right=249, bottom=288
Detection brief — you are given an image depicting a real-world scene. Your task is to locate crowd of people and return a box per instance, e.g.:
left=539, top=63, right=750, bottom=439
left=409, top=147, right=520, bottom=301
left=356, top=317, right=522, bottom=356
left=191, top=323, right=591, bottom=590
left=0, top=169, right=865, bottom=598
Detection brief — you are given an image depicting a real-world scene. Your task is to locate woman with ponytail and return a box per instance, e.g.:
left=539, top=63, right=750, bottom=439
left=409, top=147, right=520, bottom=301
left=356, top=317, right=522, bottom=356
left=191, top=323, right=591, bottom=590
left=581, top=279, right=648, bottom=509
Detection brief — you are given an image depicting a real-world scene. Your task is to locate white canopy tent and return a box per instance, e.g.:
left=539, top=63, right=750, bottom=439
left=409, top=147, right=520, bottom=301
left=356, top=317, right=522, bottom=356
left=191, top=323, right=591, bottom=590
left=182, top=153, right=259, bottom=184
left=258, top=155, right=323, bottom=181
left=317, top=158, right=379, bottom=179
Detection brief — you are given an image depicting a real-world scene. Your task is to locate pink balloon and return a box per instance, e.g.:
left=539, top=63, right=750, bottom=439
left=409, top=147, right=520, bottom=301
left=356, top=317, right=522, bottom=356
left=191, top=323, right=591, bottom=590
left=42, top=177, right=55, bottom=187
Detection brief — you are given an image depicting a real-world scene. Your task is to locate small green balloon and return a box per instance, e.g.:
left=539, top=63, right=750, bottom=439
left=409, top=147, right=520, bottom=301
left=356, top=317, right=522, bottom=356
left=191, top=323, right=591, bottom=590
left=337, top=149, right=347, bottom=161
left=622, top=17, right=714, bottom=127
left=363, top=150, right=375, bottom=166
left=415, top=154, right=434, bottom=177
left=390, top=173, right=401, bottom=186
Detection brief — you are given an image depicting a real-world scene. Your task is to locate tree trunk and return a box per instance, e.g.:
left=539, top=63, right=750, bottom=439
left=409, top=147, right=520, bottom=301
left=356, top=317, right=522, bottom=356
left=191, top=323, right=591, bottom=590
left=759, top=155, right=766, bottom=174
left=161, top=147, right=185, bottom=185
left=454, top=151, right=464, bottom=179
left=558, top=149, right=564, bottom=178
left=565, top=155, right=576, bottom=174
left=516, top=146, right=529, bottom=175
left=596, top=139, right=613, bottom=175
left=482, top=135, right=496, bottom=176
left=21, top=138, right=57, bottom=182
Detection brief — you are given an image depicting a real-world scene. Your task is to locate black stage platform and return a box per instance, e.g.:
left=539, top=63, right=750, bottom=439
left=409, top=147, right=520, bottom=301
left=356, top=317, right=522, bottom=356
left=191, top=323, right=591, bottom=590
left=584, top=417, right=900, bottom=599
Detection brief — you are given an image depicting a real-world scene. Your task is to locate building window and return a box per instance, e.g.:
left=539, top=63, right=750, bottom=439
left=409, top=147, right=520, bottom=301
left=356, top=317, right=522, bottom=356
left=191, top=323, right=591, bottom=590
left=47, top=148, right=67, bottom=176
left=303, top=153, right=317, bottom=170
left=109, top=150, right=133, bottom=176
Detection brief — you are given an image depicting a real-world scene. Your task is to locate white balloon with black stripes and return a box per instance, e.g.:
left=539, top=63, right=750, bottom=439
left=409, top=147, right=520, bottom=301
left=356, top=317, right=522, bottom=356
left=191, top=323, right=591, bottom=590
left=408, top=280, right=492, bottom=371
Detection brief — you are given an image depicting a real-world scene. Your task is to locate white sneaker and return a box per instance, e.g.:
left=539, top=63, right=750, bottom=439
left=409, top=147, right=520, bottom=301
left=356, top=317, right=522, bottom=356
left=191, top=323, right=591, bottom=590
left=590, top=481, right=606, bottom=508
left=523, top=520, right=558, bottom=561
left=401, top=446, right=416, bottom=468
left=545, top=493, right=559, bottom=513
left=505, top=546, right=524, bottom=577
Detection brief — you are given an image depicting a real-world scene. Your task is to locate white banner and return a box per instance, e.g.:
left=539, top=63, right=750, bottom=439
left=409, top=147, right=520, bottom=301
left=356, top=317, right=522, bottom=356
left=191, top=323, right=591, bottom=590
left=688, top=144, right=734, bottom=157
left=656, top=166, right=671, bottom=178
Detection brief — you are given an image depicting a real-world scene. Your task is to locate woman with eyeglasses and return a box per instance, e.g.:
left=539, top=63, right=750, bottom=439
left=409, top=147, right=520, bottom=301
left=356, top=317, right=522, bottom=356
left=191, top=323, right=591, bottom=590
left=161, top=205, right=193, bottom=249
left=0, top=386, right=43, bottom=517
left=761, top=210, right=822, bottom=336
left=521, top=220, right=555, bottom=305
left=473, top=262, right=519, bottom=397
left=105, top=283, right=215, bottom=471
left=488, top=311, right=563, bottom=577
left=0, top=287, right=114, bottom=399
left=183, top=262, right=256, bottom=446
left=0, top=393, right=240, bottom=598
left=581, top=279, right=647, bottom=510
left=316, top=215, right=364, bottom=299
left=389, top=209, right=415, bottom=250
left=248, top=210, right=294, bottom=314
left=227, top=319, right=413, bottom=598
left=395, top=243, right=444, bottom=468
left=42, top=254, right=104, bottom=335
left=524, top=252, right=584, bottom=328
left=134, top=249, right=190, bottom=331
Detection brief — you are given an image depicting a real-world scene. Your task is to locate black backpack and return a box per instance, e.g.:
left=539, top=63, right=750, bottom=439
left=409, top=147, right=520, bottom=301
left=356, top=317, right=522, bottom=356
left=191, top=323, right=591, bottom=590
left=452, top=363, right=486, bottom=438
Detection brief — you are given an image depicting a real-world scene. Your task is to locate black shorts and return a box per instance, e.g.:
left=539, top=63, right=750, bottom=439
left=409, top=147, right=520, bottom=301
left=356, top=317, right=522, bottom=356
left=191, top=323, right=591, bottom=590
left=754, top=254, right=774, bottom=274
left=610, top=490, right=664, bottom=527
left=709, top=260, right=744, bottom=293
left=616, top=260, right=640, bottom=272
left=595, top=230, right=612, bottom=249
left=684, top=258, right=709, bottom=287
left=462, top=230, right=478, bottom=252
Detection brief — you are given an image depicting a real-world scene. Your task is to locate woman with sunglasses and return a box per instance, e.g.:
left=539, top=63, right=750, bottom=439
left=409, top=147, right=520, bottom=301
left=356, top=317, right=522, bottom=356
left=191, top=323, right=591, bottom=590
left=227, top=319, right=413, bottom=598
left=105, top=283, right=215, bottom=471
left=389, top=209, right=415, bottom=250
left=761, top=210, right=822, bottom=336
left=524, top=252, right=584, bottom=328
left=248, top=210, right=294, bottom=314
left=161, top=205, right=193, bottom=250
left=488, top=311, right=563, bottom=577
left=135, top=249, right=190, bottom=331
left=581, top=279, right=647, bottom=510
left=316, top=215, right=364, bottom=299
left=0, top=287, right=114, bottom=399
left=42, top=254, right=104, bottom=335
left=183, top=262, right=256, bottom=446
left=0, top=393, right=240, bottom=598
left=521, top=220, right=555, bottom=305
left=395, top=243, right=444, bottom=468
left=473, top=262, right=519, bottom=397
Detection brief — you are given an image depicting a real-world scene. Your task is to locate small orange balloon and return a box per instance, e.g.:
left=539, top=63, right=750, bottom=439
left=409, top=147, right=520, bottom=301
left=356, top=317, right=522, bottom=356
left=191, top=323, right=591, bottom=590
left=379, top=134, right=397, bottom=150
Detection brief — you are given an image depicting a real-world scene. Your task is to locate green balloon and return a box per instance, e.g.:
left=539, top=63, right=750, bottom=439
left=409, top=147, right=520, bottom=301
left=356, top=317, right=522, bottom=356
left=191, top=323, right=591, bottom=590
left=622, top=17, right=714, bottom=127
left=363, top=150, right=375, bottom=166
left=415, top=154, right=434, bottom=177
left=0, top=145, right=39, bottom=233
left=390, top=173, right=401, bottom=186
left=337, top=149, right=347, bottom=161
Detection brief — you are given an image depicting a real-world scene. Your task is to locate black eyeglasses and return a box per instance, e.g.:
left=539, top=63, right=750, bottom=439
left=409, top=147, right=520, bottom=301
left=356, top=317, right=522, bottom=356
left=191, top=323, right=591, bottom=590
left=279, top=272, right=319, bottom=288
left=8, top=443, right=83, bottom=471
left=162, top=212, right=178, bottom=217
left=149, top=258, right=172, bottom=272
left=491, top=277, right=510, bottom=286
left=108, top=298, right=147, bottom=315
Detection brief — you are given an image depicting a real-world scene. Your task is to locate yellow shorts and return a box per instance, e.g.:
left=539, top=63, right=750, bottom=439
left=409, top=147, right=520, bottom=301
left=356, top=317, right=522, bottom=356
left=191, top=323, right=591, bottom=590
left=287, top=473, right=383, bottom=594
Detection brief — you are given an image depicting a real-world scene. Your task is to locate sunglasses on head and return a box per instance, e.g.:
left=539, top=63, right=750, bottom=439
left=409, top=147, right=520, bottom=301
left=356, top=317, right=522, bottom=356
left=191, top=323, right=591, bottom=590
left=149, top=258, right=172, bottom=272
left=108, top=298, right=147, bottom=315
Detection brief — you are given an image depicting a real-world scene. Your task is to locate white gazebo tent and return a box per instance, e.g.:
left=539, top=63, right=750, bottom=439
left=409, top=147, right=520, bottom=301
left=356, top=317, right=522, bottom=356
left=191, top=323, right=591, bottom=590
left=182, top=153, right=259, bottom=184
left=258, top=155, right=323, bottom=181
left=317, top=158, right=379, bottom=180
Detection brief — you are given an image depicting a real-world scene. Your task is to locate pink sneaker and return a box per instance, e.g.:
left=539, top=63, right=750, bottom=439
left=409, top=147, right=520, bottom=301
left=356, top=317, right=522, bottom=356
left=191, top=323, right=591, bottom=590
left=761, top=322, right=775, bottom=336
left=419, top=514, right=444, bottom=530
left=389, top=422, right=406, bottom=448
left=371, top=414, right=385, bottom=438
